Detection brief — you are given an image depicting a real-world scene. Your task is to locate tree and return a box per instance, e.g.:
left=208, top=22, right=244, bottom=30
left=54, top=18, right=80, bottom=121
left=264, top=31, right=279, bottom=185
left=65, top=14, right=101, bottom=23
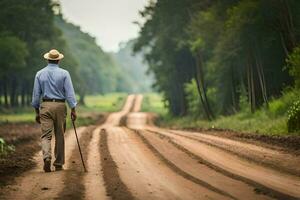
left=135, top=0, right=299, bottom=119
left=0, top=35, right=28, bottom=107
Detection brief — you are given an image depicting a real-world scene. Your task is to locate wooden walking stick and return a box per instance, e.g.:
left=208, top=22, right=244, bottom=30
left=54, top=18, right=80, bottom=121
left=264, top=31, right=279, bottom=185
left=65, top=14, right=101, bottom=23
left=72, top=120, right=87, bottom=172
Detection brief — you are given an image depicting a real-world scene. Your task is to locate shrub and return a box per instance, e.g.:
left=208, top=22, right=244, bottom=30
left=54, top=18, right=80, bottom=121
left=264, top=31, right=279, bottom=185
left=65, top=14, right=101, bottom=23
left=287, top=100, right=300, bottom=132
left=184, top=79, right=218, bottom=118
left=185, top=79, right=203, bottom=117
left=286, top=47, right=300, bottom=89
left=0, top=138, right=15, bottom=156
left=268, top=89, right=298, bottom=117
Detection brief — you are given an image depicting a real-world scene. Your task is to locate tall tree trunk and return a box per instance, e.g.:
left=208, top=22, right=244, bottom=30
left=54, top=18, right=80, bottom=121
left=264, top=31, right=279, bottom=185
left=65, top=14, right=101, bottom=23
left=3, top=77, right=8, bottom=108
left=282, top=0, right=296, bottom=47
left=196, top=51, right=214, bottom=119
left=254, top=49, right=268, bottom=107
left=279, top=31, right=289, bottom=57
left=0, top=80, right=2, bottom=107
left=10, top=77, right=17, bottom=107
left=26, top=84, right=32, bottom=106
left=277, top=0, right=296, bottom=54
left=194, top=72, right=210, bottom=119
left=194, top=53, right=213, bottom=120
left=247, top=60, right=252, bottom=108
left=21, top=92, right=25, bottom=107
left=230, top=66, right=237, bottom=112
left=250, top=63, right=256, bottom=113
left=21, top=80, right=26, bottom=107
left=177, top=81, right=187, bottom=116
left=26, top=93, right=31, bottom=106
left=246, top=55, right=256, bottom=113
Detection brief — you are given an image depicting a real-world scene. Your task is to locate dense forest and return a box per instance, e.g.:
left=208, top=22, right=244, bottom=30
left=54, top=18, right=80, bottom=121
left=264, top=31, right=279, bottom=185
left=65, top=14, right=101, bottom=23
left=135, top=0, right=300, bottom=131
left=0, top=0, right=65, bottom=108
left=0, top=0, right=153, bottom=107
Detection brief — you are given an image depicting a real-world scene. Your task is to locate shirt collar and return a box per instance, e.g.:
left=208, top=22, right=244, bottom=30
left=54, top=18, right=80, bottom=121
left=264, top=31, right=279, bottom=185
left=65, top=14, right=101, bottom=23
left=47, top=63, right=59, bottom=67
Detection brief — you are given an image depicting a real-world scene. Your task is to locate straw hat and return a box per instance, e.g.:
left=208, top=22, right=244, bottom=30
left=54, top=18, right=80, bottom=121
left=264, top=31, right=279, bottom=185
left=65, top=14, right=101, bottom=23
left=43, top=49, right=64, bottom=60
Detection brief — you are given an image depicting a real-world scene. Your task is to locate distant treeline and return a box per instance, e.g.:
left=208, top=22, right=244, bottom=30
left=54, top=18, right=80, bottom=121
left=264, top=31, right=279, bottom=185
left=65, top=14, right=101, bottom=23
left=54, top=16, right=131, bottom=104
left=113, top=39, right=154, bottom=93
left=135, top=0, right=300, bottom=118
left=0, top=0, right=152, bottom=108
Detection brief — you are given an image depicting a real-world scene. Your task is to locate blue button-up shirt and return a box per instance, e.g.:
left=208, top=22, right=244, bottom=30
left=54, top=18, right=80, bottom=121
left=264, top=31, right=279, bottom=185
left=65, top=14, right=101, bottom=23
left=31, top=64, right=77, bottom=109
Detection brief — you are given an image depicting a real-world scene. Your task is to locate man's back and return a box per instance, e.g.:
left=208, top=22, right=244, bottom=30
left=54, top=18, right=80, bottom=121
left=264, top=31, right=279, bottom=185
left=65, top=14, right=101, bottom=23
left=32, top=63, right=76, bottom=109
left=37, top=64, right=69, bottom=99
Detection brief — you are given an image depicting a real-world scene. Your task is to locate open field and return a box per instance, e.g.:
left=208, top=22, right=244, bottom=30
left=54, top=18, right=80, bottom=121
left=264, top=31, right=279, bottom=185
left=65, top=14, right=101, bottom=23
left=0, top=93, right=127, bottom=125
left=141, top=93, right=167, bottom=115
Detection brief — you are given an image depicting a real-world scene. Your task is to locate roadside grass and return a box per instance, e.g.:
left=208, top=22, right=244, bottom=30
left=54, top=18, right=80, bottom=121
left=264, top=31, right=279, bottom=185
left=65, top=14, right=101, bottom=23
left=142, top=93, right=298, bottom=136
left=141, top=93, right=168, bottom=115
left=159, top=111, right=290, bottom=136
left=0, top=107, right=35, bottom=124
left=0, top=93, right=127, bottom=125
left=78, top=93, right=127, bottom=113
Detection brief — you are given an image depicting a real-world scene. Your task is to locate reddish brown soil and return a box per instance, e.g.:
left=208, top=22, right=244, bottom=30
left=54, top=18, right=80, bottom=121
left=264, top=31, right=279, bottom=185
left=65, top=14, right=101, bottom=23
left=100, top=129, right=135, bottom=200
left=0, top=113, right=106, bottom=190
left=0, top=123, right=40, bottom=187
left=173, top=127, right=300, bottom=154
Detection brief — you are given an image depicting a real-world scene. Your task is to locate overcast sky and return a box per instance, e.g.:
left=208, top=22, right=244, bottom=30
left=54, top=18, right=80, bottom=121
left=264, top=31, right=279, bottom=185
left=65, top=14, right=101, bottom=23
left=59, top=0, right=148, bottom=52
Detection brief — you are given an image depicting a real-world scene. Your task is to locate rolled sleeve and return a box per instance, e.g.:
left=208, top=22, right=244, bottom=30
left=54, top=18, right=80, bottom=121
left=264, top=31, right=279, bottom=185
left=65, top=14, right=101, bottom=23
left=31, top=74, right=42, bottom=109
left=64, top=72, right=77, bottom=108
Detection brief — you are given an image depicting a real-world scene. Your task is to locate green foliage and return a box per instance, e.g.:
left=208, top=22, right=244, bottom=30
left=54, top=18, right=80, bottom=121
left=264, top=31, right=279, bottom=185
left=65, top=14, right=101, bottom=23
left=0, top=138, right=14, bottom=156
left=238, top=86, right=250, bottom=113
left=286, top=46, right=300, bottom=89
left=141, top=93, right=167, bottom=115
left=0, top=2, right=134, bottom=108
left=287, top=100, right=300, bottom=133
left=134, top=0, right=197, bottom=115
left=0, top=35, right=28, bottom=75
left=156, top=88, right=299, bottom=135
left=136, top=0, right=300, bottom=119
left=0, top=0, right=80, bottom=108
left=268, top=90, right=298, bottom=116
left=160, top=108, right=289, bottom=136
left=185, top=79, right=202, bottom=117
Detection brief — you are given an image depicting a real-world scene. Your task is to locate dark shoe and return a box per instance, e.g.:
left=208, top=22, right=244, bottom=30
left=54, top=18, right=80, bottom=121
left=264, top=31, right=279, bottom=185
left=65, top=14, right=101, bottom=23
left=55, top=165, right=63, bottom=171
left=43, top=159, right=51, bottom=173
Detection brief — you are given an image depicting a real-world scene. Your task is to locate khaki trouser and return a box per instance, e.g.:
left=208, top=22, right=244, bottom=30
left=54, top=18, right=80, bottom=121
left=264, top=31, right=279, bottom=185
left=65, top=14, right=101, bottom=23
left=40, top=102, right=67, bottom=166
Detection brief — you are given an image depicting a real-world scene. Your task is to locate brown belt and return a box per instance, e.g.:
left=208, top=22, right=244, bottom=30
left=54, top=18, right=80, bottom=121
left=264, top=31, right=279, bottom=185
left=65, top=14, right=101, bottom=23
left=42, top=98, right=65, bottom=103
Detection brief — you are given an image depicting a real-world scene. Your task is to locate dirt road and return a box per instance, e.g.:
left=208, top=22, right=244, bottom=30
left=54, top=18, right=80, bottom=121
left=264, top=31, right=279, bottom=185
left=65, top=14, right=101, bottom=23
left=1, top=94, right=300, bottom=200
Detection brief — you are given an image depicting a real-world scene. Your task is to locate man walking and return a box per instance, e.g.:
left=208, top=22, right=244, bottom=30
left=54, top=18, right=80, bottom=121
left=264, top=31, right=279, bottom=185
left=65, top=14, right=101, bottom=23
left=32, top=49, right=77, bottom=172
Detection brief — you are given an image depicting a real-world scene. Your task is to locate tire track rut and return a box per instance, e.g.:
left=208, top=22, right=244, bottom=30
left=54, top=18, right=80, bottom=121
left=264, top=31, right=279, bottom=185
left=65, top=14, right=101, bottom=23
left=100, top=128, right=135, bottom=200
left=55, top=126, right=95, bottom=199
left=168, top=130, right=300, bottom=176
left=133, top=129, right=274, bottom=200
left=109, top=126, right=229, bottom=200
left=84, top=126, right=108, bottom=200
left=146, top=129, right=300, bottom=200
left=132, top=129, right=238, bottom=200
